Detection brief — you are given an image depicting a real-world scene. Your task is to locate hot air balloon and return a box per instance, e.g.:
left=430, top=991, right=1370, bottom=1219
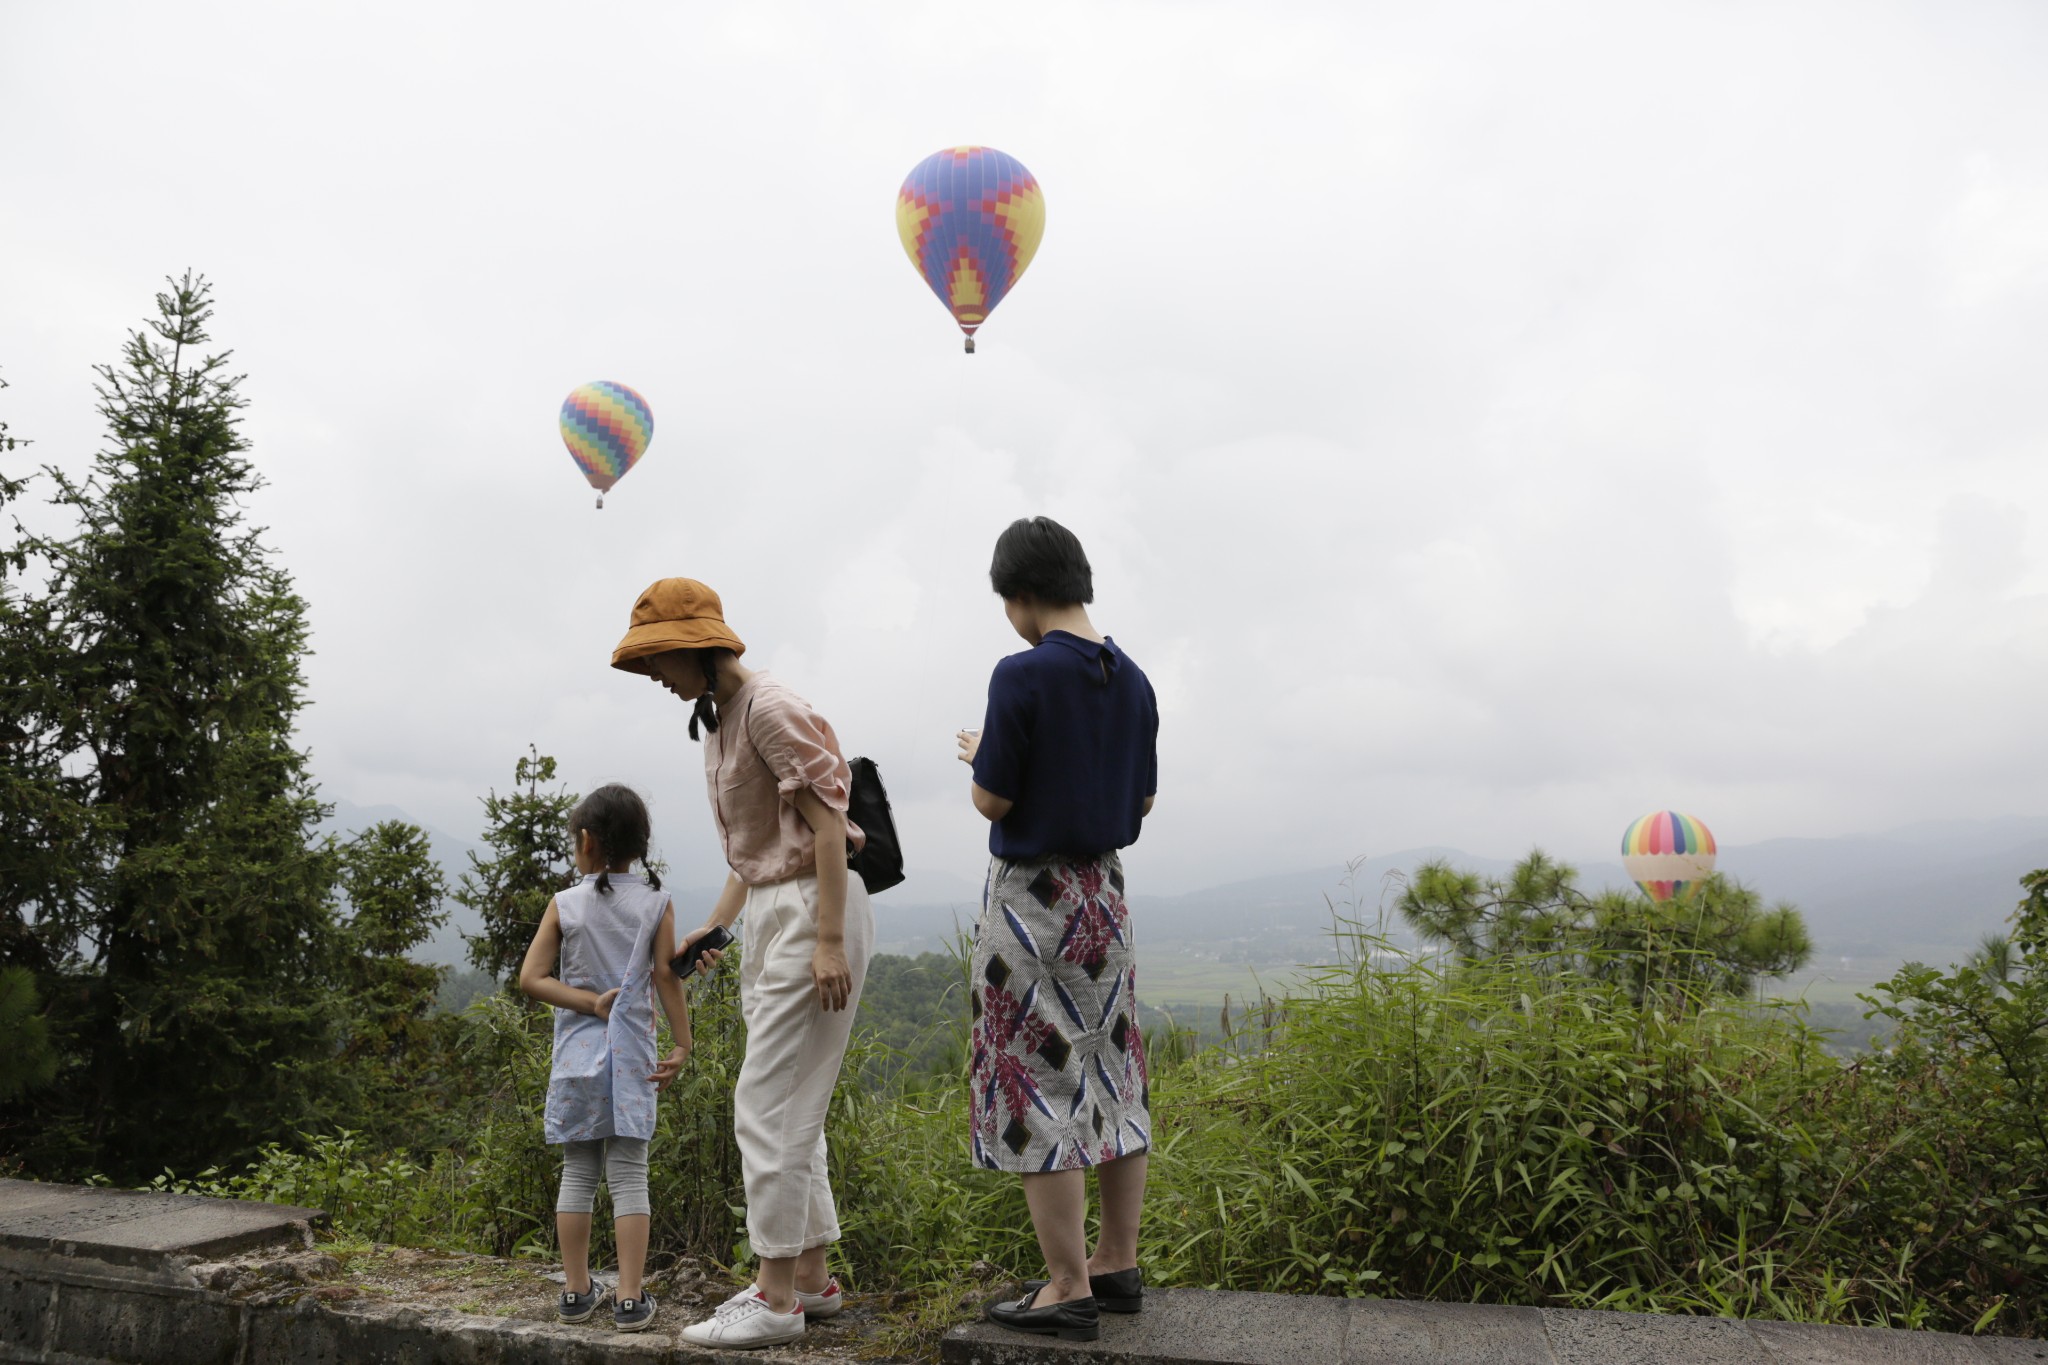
left=559, top=381, right=653, bottom=509
left=1621, top=811, right=1717, bottom=903
left=896, top=146, right=1045, bottom=353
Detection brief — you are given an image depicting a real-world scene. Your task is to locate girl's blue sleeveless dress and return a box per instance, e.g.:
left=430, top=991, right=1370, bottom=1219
left=544, top=874, right=669, bottom=1144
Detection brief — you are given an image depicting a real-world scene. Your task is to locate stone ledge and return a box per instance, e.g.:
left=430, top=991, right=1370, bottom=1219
left=939, top=1288, right=2045, bottom=1365
left=0, top=1178, right=322, bottom=1267
left=6, top=1182, right=2043, bottom=1365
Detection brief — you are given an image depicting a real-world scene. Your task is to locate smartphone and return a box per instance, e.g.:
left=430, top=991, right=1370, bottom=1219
left=671, top=926, right=733, bottom=980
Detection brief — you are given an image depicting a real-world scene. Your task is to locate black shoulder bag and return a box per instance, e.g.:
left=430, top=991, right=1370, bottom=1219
left=845, top=756, right=905, bottom=896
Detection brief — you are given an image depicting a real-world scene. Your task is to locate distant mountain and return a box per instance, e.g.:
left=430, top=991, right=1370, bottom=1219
left=322, top=799, right=2048, bottom=977
left=870, top=823, right=2048, bottom=972
left=1714, top=827, right=2048, bottom=960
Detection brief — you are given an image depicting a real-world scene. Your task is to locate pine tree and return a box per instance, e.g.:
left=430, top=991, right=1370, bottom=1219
left=0, top=967, right=59, bottom=1105
left=0, top=373, right=81, bottom=1138
left=333, top=820, right=460, bottom=1145
left=454, top=747, right=578, bottom=985
left=2, top=372, right=83, bottom=976
left=0, top=277, right=341, bottom=1179
left=1400, top=850, right=1812, bottom=1004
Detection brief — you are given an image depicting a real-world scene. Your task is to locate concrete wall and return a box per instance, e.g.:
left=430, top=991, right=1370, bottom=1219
left=1, top=1244, right=679, bottom=1365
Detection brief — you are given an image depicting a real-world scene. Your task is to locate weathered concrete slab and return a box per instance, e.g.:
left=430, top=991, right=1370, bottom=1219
left=6, top=1180, right=2039, bottom=1365
left=0, top=1177, right=322, bottom=1265
left=1344, top=1298, right=1554, bottom=1363
left=944, top=1289, right=1353, bottom=1365
left=944, top=1290, right=2038, bottom=1365
left=1541, top=1307, right=1770, bottom=1363
left=1749, top=1317, right=1998, bottom=1363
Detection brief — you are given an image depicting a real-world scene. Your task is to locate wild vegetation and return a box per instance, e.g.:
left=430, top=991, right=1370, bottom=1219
left=132, top=883, right=2048, bottom=1350
left=4, top=281, right=2043, bottom=1352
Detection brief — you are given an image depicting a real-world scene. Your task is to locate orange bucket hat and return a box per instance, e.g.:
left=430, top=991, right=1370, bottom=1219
left=610, top=578, right=747, bottom=674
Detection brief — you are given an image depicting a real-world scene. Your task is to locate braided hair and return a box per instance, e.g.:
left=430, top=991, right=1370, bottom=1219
left=689, top=649, right=721, bottom=741
left=567, top=784, right=662, bottom=893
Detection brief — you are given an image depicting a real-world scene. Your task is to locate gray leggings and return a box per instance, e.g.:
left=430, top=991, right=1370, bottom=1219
left=556, top=1137, right=650, bottom=1218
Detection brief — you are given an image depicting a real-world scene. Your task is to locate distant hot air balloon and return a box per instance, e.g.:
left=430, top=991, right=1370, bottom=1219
left=559, top=381, right=653, bottom=509
left=1621, top=811, right=1718, bottom=903
left=896, top=146, right=1046, bottom=353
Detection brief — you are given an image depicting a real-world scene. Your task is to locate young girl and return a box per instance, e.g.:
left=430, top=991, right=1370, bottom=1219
left=518, top=784, right=695, bottom=1334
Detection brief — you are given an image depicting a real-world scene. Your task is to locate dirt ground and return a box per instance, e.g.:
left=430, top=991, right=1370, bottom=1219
left=192, top=1241, right=1012, bottom=1361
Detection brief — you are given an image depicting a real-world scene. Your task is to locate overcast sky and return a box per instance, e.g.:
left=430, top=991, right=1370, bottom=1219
left=4, top=1, right=2046, bottom=899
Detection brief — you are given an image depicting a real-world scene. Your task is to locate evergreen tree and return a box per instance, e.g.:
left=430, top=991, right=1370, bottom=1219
left=1, top=372, right=89, bottom=1150
left=0, top=967, right=58, bottom=1107
left=454, top=747, right=577, bottom=985
left=1400, top=850, right=1812, bottom=1003
left=0, top=277, right=341, bottom=1180
left=1, top=373, right=94, bottom=981
left=333, top=820, right=459, bottom=1145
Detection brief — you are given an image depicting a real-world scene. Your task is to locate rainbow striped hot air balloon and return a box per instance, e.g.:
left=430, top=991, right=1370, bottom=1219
left=896, top=146, right=1045, bottom=353
left=1621, top=811, right=1718, bottom=903
left=559, top=381, right=653, bottom=509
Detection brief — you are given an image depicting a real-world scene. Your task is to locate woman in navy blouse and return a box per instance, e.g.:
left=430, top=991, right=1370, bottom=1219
left=955, top=517, right=1161, bottom=1342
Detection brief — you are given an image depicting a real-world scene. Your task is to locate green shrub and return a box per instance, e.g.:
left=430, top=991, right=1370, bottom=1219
left=148, top=1132, right=486, bottom=1247
left=1850, top=868, right=2048, bottom=1334
left=172, top=905, right=2044, bottom=1338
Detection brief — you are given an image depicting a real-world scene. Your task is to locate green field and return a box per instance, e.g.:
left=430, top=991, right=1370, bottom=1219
left=1136, top=949, right=1313, bottom=1009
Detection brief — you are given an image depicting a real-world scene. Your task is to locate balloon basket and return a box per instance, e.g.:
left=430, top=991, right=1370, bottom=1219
left=964, top=336, right=975, bottom=354
left=595, top=493, right=605, bottom=509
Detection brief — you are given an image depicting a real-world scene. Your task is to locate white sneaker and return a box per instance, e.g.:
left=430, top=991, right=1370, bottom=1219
left=790, top=1277, right=839, bottom=1317
left=725, top=1279, right=844, bottom=1320
left=796, top=1276, right=845, bottom=1320
left=680, top=1288, right=806, bottom=1348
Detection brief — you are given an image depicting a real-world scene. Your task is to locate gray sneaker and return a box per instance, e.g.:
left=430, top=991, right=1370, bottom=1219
left=613, top=1291, right=658, bottom=1333
left=557, top=1279, right=608, bottom=1324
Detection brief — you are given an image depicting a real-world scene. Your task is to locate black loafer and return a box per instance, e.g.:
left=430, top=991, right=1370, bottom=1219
left=1023, top=1267, right=1143, bottom=1313
left=986, top=1292, right=1101, bottom=1341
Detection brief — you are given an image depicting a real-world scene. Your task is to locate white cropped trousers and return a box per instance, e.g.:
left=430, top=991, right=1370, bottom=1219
left=733, top=871, right=873, bottom=1259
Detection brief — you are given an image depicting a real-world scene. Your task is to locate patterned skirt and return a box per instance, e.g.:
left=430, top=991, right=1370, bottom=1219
left=968, top=852, right=1151, bottom=1173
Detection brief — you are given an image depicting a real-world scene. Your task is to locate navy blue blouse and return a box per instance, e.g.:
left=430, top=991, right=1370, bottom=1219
left=971, top=631, right=1160, bottom=860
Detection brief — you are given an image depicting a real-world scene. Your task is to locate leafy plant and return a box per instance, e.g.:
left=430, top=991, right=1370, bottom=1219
left=453, top=748, right=577, bottom=984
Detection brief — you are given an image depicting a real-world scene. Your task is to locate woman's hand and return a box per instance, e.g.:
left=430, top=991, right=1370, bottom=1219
left=956, top=727, right=982, bottom=765
left=677, top=925, right=726, bottom=976
left=650, top=1042, right=692, bottom=1092
left=811, top=942, right=853, bottom=1012
left=592, top=988, right=621, bottom=1020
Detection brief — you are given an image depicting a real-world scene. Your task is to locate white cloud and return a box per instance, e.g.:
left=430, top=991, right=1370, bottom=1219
left=3, top=0, right=2046, bottom=898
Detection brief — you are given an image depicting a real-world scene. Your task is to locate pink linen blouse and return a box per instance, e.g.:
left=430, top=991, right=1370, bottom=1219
left=704, top=674, right=866, bottom=885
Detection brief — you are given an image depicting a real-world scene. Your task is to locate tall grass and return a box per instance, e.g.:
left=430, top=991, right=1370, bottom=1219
left=171, top=918, right=2043, bottom=1341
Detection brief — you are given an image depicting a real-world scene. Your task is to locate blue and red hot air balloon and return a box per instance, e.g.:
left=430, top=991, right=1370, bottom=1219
left=896, top=146, right=1046, bottom=353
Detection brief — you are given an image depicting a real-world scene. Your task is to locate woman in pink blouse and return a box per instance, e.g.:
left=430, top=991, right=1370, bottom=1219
left=611, top=577, right=873, bottom=1351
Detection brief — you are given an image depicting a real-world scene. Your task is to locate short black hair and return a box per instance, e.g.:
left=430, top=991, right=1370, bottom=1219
left=989, top=517, right=1093, bottom=605
left=568, top=783, right=661, bottom=893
